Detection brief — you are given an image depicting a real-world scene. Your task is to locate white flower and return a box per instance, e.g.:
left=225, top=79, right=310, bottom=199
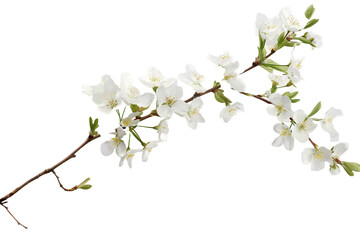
left=140, top=67, right=175, bottom=88
left=156, top=81, right=188, bottom=118
left=302, top=147, right=332, bottom=171
left=157, top=120, right=169, bottom=141
left=100, top=127, right=127, bottom=157
left=256, top=13, right=285, bottom=49
left=178, top=64, right=206, bottom=93
left=224, top=61, right=245, bottom=92
left=184, top=98, right=205, bottom=129
left=268, top=74, right=290, bottom=87
left=208, top=51, right=233, bottom=67
left=272, top=123, right=294, bottom=150
left=266, top=93, right=293, bottom=122
left=220, top=102, right=244, bottom=123
left=279, top=8, right=303, bottom=32
left=287, top=57, right=304, bottom=83
left=120, top=73, right=154, bottom=108
left=292, top=110, right=317, bottom=142
left=320, top=107, right=342, bottom=142
left=332, top=143, right=348, bottom=160
left=83, top=75, right=122, bottom=114
left=306, top=32, right=322, bottom=48
left=142, top=141, right=159, bottom=162
left=121, top=112, right=141, bottom=128
left=119, top=149, right=141, bottom=168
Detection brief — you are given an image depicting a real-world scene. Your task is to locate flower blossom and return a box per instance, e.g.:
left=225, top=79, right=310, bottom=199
left=256, top=13, right=285, bottom=49
left=100, top=127, right=127, bottom=157
left=223, top=62, right=245, bottom=92
left=157, top=120, right=169, bottom=141
left=267, top=93, right=293, bottom=122
left=302, top=146, right=332, bottom=171
left=279, top=8, right=303, bottom=32
left=184, top=98, right=205, bottom=129
left=83, top=75, right=122, bottom=114
left=292, top=110, right=317, bottom=142
left=120, top=73, right=154, bottom=108
left=121, top=112, right=141, bottom=128
left=178, top=64, right=206, bottom=93
left=156, top=81, right=188, bottom=118
left=306, top=32, right=322, bottom=48
left=140, top=67, right=175, bottom=89
left=119, top=149, right=141, bottom=168
left=268, top=74, right=290, bottom=87
left=320, top=107, right=342, bottom=142
left=220, top=102, right=244, bottom=123
left=272, top=123, right=294, bottom=150
left=142, top=141, right=159, bottom=162
left=208, top=51, right=233, bottom=67
left=329, top=143, right=348, bottom=175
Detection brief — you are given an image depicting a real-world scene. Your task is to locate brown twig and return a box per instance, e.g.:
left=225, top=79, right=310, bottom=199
left=240, top=49, right=276, bottom=75
left=0, top=202, right=27, bottom=229
left=0, top=134, right=100, bottom=228
left=52, top=170, right=78, bottom=191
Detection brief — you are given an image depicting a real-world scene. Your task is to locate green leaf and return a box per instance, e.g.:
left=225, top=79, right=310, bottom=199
left=282, top=91, right=290, bottom=97
left=130, top=104, right=140, bottom=112
left=79, top=184, right=92, bottom=190
left=291, top=99, right=300, bottom=103
left=277, top=32, right=285, bottom=45
left=270, top=86, right=277, bottom=94
left=259, top=32, right=266, bottom=50
left=305, top=4, right=315, bottom=19
left=343, top=162, right=360, bottom=172
left=93, top=118, right=99, bottom=129
left=259, top=64, right=273, bottom=73
left=89, top=117, right=93, bottom=130
left=288, top=91, right=298, bottom=99
left=304, top=19, right=319, bottom=29
left=152, top=86, right=158, bottom=92
left=285, top=42, right=296, bottom=47
left=342, top=164, right=354, bottom=176
left=214, top=89, right=231, bottom=106
left=311, top=118, right=322, bottom=121
left=307, top=101, right=321, bottom=119
left=261, top=60, right=289, bottom=73
left=78, top=178, right=90, bottom=188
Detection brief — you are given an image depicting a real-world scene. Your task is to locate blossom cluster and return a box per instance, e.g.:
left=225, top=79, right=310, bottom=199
left=83, top=5, right=358, bottom=176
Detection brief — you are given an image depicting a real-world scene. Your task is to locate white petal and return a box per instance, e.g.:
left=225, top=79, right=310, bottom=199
left=266, top=106, right=277, bottom=117
left=142, top=150, right=149, bottom=162
left=293, top=110, right=307, bottom=123
left=272, top=136, right=284, bottom=147
left=172, top=100, right=189, bottom=117
left=157, top=105, right=173, bottom=118
left=135, top=93, right=155, bottom=108
left=283, top=136, right=294, bottom=151
left=333, top=143, right=348, bottom=156
left=116, top=142, right=126, bottom=157
left=302, top=148, right=314, bottom=165
left=119, top=156, right=125, bottom=167
left=191, top=98, right=203, bottom=109
left=92, top=92, right=106, bottom=105
left=100, top=141, right=115, bottom=156
left=292, top=127, right=309, bottom=143
left=228, top=78, right=245, bottom=92
left=273, top=123, right=284, bottom=134
left=311, top=159, right=325, bottom=171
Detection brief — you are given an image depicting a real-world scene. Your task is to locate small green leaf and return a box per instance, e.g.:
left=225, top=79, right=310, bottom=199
left=311, top=118, right=322, bottom=121
left=277, top=32, right=285, bottom=45
left=288, top=91, right=298, bottom=99
left=89, top=117, right=93, bottom=130
left=259, top=64, right=273, bottom=73
left=79, top=178, right=90, bottom=188
left=305, top=4, right=315, bottom=19
left=307, top=101, right=321, bottom=119
left=343, top=162, right=360, bottom=172
left=270, top=86, right=277, bottom=94
left=282, top=91, right=290, bottom=97
left=342, top=164, right=354, bottom=176
left=214, top=89, right=232, bottom=106
left=152, top=87, right=158, bottom=92
left=304, top=19, right=319, bottom=29
left=130, top=104, right=140, bottom=112
left=93, top=118, right=99, bottom=129
left=285, top=42, right=296, bottom=47
left=291, top=99, right=300, bottom=103
left=79, top=184, right=92, bottom=190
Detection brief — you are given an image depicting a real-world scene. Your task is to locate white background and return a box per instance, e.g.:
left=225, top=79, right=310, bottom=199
left=0, top=0, right=359, bottom=239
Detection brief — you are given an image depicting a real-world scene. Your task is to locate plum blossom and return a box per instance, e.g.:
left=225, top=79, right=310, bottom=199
left=320, top=107, right=342, bottom=142
left=280, top=8, right=303, bottom=32
left=302, top=146, right=332, bottom=171
left=178, top=64, right=206, bottom=93
left=140, top=67, right=175, bottom=89
left=156, top=81, right=188, bottom=118
left=272, top=123, right=294, bottom=150
left=100, top=127, right=127, bottom=157
left=256, top=13, right=285, bottom=49
left=306, top=32, right=322, bottom=48
left=292, top=110, right=317, bottom=142
left=83, top=75, right=122, bottom=114
left=208, top=51, right=233, bottom=67
left=223, top=62, right=245, bottom=92
left=119, top=149, right=141, bottom=168
left=287, top=57, right=304, bottom=83
left=267, top=93, right=293, bottom=122
left=184, top=98, right=205, bottom=129
left=220, top=102, right=244, bottom=123
left=120, top=73, right=154, bottom=108
left=121, top=112, right=141, bottom=128
left=142, top=141, right=159, bottom=162
left=268, top=74, right=290, bottom=87
left=157, top=120, right=169, bottom=141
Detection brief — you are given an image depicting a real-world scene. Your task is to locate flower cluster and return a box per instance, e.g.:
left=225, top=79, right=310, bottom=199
left=83, top=5, right=358, bottom=176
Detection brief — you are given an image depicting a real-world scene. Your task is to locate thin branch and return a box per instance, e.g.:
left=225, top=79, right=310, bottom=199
left=240, top=49, right=276, bottom=75
left=52, top=170, right=78, bottom=192
left=0, top=134, right=100, bottom=204
left=0, top=203, right=27, bottom=229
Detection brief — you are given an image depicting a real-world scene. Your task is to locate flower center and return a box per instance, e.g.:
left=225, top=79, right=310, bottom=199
left=111, top=137, right=121, bottom=147
left=165, top=95, right=177, bottom=107
left=188, top=108, right=199, bottom=118
left=123, top=118, right=132, bottom=127
left=227, top=107, right=237, bottom=116
left=280, top=129, right=289, bottom=136
left=105, top=92, right=118, bottom=109
left=287, top=15, right=300, bottom=28
left=220, top=54, right=229, bottom=61
left=313, top=151, right=324, bottom=160
left=127, top=86, right=140, bottom=99
left=191, top=72, right=203, bottom=82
